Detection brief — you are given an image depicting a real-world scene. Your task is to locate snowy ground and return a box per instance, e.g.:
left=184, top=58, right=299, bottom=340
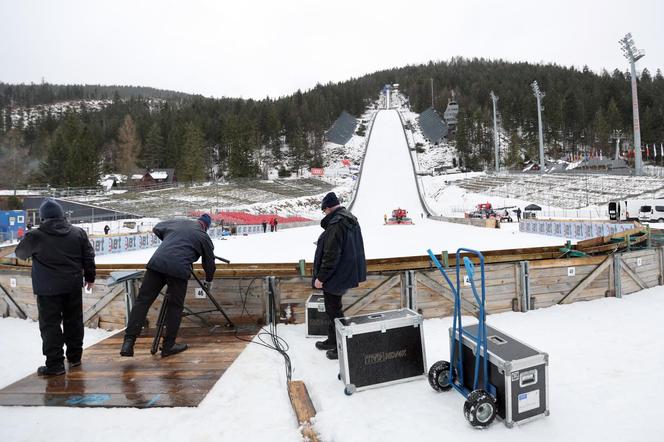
left=1, top=288, right=662, bottom=441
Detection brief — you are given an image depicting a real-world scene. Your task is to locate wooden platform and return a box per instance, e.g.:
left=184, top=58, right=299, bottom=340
left=0, top=327, right=256, bottom=408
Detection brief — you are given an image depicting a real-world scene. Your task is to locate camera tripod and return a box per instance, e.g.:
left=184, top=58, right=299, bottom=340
left=150, top=255, right=235, bottom=355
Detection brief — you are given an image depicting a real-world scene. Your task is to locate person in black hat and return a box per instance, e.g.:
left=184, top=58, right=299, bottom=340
left=15, top=198, right=96, bottom=376
left=312, top=192, right=367, bottom=360
left=120, top=214, right=216, bottom=358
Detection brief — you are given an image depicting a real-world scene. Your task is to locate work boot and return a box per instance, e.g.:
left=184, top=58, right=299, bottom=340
left=120, top=336, right=136, bottom=357
left=315, top=339, right=335, bottom=351
left=326, top=349, right=338, bottom=360
left=37, top=364, right=65, bottom=376
left=161, top=342, right=188, bottom=358
left=68, top=360, right=81, bottom=369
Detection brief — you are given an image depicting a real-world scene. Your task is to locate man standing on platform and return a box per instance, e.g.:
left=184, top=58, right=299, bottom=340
left=16, top=198, right=96, bottom=376
left=120, top=214, right=216, bottom=358
left=312, top=192, right=366, bottom=360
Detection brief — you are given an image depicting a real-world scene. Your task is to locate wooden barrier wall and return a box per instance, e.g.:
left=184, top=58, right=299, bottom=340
left=1, top=248, right=662, bottom=329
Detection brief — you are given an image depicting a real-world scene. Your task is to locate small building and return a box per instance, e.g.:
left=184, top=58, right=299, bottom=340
left=138, top=169, right=176, bottom=186
left=0, top=210, right=27, bottom=242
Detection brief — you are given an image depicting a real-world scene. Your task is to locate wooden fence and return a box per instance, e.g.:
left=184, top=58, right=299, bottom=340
left=1, top=247, right=662, bottom=329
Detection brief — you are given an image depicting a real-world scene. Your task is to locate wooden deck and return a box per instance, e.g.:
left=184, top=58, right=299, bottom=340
left=0, top=327, right=256, bottom=408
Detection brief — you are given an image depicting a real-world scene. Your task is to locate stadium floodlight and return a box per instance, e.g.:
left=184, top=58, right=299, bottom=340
left=490, top=91, right=500, bottom=171
left=619, top=32, right=645, bottom=175
left=531, top=81, right=546, bottom=173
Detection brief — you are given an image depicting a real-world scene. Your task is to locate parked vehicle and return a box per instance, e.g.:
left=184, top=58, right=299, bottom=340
left=608, top=199, right=664, bottom=221
left=638, top=204, right=664, bottom=223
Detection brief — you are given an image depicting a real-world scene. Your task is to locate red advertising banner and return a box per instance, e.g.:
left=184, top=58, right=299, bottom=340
left=310, top=168, right=324, bottom=176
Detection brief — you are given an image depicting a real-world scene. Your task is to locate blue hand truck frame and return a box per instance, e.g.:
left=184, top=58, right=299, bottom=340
left=426, top=247, right=498, bottom=427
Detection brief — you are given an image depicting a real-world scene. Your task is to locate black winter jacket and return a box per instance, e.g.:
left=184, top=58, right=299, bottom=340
left=15, top=218, right=96, bottom=296
left=147, top=220, right=216, bottom=281
left=312, top=207, right=367, bottom=295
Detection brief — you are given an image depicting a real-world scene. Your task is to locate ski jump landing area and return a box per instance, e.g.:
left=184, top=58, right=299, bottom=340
left=0, top=327, right=256, bottom=408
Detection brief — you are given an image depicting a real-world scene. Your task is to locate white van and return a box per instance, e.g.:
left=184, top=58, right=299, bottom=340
left=609, top=199, right=663, bottom=221
left=638, top=204, right=664, bottom=223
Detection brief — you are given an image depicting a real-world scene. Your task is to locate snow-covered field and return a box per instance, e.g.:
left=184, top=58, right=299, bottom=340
left=1, top=288, right=662, bottom=441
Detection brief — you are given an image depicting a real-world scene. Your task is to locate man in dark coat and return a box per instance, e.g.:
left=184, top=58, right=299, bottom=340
left=120, top=214, right=216, bottom=358
left=15, top=198, right=96, bottom=376
left=312, top=192, right=366, bottom=360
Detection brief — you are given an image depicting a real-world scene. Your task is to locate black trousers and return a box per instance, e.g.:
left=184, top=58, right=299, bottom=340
left=37, top=291, right=84, bottom=368
left=323, top=291, right=345, bottom=344
left=124, top=269, right=188, bottom=346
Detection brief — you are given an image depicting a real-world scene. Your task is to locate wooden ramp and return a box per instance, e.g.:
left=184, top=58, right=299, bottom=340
left=0, top=327, right=256, bottom=408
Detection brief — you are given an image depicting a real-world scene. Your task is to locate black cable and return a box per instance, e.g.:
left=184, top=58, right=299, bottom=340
left=231, top=278, right=292, bottom=382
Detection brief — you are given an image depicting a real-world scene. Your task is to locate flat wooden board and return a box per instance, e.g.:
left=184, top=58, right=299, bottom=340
left=0, top=327, right=256, bottom=408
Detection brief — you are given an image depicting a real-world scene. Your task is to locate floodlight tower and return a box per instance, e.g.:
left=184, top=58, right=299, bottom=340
left=619, top=32, right=645, bottom=175
left=531, top=81, right=545, bottom=173
left=490, top=91, right=500, bottom=171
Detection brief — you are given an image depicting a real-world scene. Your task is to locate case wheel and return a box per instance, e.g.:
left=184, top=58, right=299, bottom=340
left=344, top=384, right=356, bottom=396
left=428, top=360, right=452, bottom=392
left=337, top=373, right=341, bottom=381
left=463, top=389, right=497, bottom=428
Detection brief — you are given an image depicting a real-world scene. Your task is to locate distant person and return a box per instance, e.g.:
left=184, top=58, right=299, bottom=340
left=273, top=217, right=278, bottom=231
left=120, top=214, right=215, bottom=358
left=384, top=214, right=387, bottom=224
left=15, top=198, right=96, bottom=376
left=515, top=207, right=522, bottom=222
left=312, top=192, right=367, bottom=360
left=26, top=221, right=34, bottom=231
left=262, top=220, right=267, bottom=233
left=104, top=224, right=110, bottom=235
left=270, top=218, right=275, bottom=232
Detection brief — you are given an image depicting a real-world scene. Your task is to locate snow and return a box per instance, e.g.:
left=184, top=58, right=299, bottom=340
left=1, top=288, right=663, bottom=441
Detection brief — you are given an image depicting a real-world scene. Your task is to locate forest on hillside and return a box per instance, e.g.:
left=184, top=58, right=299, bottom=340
left=1, top=57, right=662, bottom=188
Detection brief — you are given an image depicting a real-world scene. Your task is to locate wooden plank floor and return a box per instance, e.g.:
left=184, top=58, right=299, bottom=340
left=0, top=327, right=256, bottom=408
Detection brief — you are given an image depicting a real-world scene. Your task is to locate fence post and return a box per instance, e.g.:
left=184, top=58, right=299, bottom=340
left=400, top=270, right=418, bottom=312
left=658, top=247, right=664, bottom=285
left=518, top=261, right=530, bottom=312
left=614, top=253, right=622, bottom=299
left=264, top=276, right=281, bottom=325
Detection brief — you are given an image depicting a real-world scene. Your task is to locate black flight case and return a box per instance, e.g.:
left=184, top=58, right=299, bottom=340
left=335, top=308, right=427, bottom=395
left=451, top=323, right=550, bottom=426
left=305, top=294, right=329, bottom=337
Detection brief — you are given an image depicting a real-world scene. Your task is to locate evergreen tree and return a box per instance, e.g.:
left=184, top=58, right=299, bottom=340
left=142, top=122, right=165, bottom=169
left=117, top=114, right=141, bottom=173
left=180, top=122, right=206, bottom=182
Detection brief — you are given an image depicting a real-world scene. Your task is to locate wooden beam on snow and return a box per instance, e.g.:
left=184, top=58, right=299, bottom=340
left=287, top=380, right=319, bottom=442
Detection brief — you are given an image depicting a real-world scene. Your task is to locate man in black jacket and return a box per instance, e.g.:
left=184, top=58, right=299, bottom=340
left=120, top=214, right=216, bottom=358
left=15, top=198, right=96, bottom=376
left=312, top=192, right=366, bottom=360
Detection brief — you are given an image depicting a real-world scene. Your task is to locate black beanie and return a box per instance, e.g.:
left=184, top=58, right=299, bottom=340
left=39, top=198, right=65, bottom=220
left=321, top=192, right=340, bottom=210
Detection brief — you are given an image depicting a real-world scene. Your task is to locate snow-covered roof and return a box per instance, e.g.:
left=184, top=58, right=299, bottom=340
left=131, top=174, right=143, bottom=180
left=150, top=171, right=168, bottom=180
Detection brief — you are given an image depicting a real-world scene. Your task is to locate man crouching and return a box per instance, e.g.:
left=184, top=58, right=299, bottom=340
left=120, top=214, right=215, bottom=358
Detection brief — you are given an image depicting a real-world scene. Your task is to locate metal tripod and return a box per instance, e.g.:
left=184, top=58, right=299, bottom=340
left=150, top=256, right=235, bottom=355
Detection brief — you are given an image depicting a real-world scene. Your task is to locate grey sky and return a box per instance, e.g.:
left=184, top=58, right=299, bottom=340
left=1, top=0, right=662, bottom=100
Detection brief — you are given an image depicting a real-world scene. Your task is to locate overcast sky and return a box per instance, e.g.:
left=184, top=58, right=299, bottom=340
left=1, top=0, right=662, bottom=100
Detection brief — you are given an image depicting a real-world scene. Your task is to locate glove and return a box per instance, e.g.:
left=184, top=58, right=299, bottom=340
left=202, top=281, right=213, bottom=293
